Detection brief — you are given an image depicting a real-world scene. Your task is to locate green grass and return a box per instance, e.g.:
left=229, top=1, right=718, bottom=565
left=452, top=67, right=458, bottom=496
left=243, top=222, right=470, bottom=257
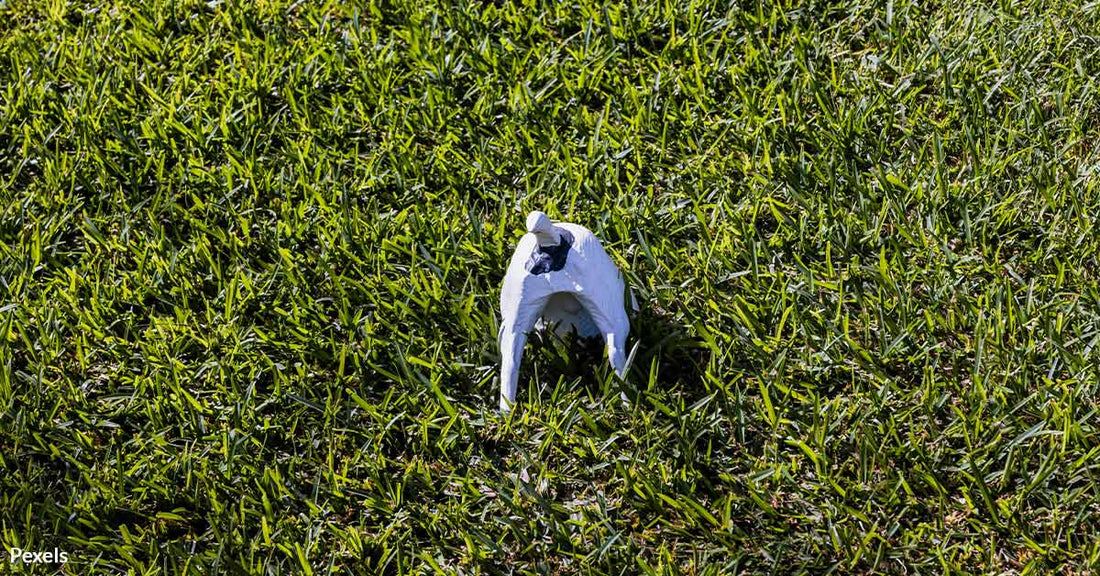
left=2, top=0, right=1100, bottom=573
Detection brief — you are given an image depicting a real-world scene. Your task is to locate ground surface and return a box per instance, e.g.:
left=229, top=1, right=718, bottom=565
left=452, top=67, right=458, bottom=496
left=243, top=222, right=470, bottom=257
left=2, top=0, right=1100, bottom=574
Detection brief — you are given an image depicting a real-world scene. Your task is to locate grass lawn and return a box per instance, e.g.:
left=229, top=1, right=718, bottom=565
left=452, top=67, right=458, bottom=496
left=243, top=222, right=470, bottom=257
left=3, top=0, right=1100, bottom=573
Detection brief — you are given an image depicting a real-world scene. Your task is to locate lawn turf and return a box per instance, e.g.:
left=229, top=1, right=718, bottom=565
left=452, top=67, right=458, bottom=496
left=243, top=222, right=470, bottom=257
left=2, top=0, right=1100, bottom=573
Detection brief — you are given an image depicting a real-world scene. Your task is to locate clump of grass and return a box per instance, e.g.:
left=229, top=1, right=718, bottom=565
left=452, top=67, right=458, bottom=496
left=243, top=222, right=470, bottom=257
left=2, top=0, right=1099, bottom=573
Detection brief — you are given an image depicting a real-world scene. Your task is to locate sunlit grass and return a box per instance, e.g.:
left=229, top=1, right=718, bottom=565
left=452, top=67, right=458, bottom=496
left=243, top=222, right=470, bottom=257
left=2, top=0, right=1100, bottom=573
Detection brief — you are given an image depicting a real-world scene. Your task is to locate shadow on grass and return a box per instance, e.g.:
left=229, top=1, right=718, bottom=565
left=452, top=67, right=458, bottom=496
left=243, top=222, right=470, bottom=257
left=517, top=305, right=713, bottom=406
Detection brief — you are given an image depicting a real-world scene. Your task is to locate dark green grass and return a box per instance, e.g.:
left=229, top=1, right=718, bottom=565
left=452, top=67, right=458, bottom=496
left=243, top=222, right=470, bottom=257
left=2, top=0, right=1100, bottom=573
